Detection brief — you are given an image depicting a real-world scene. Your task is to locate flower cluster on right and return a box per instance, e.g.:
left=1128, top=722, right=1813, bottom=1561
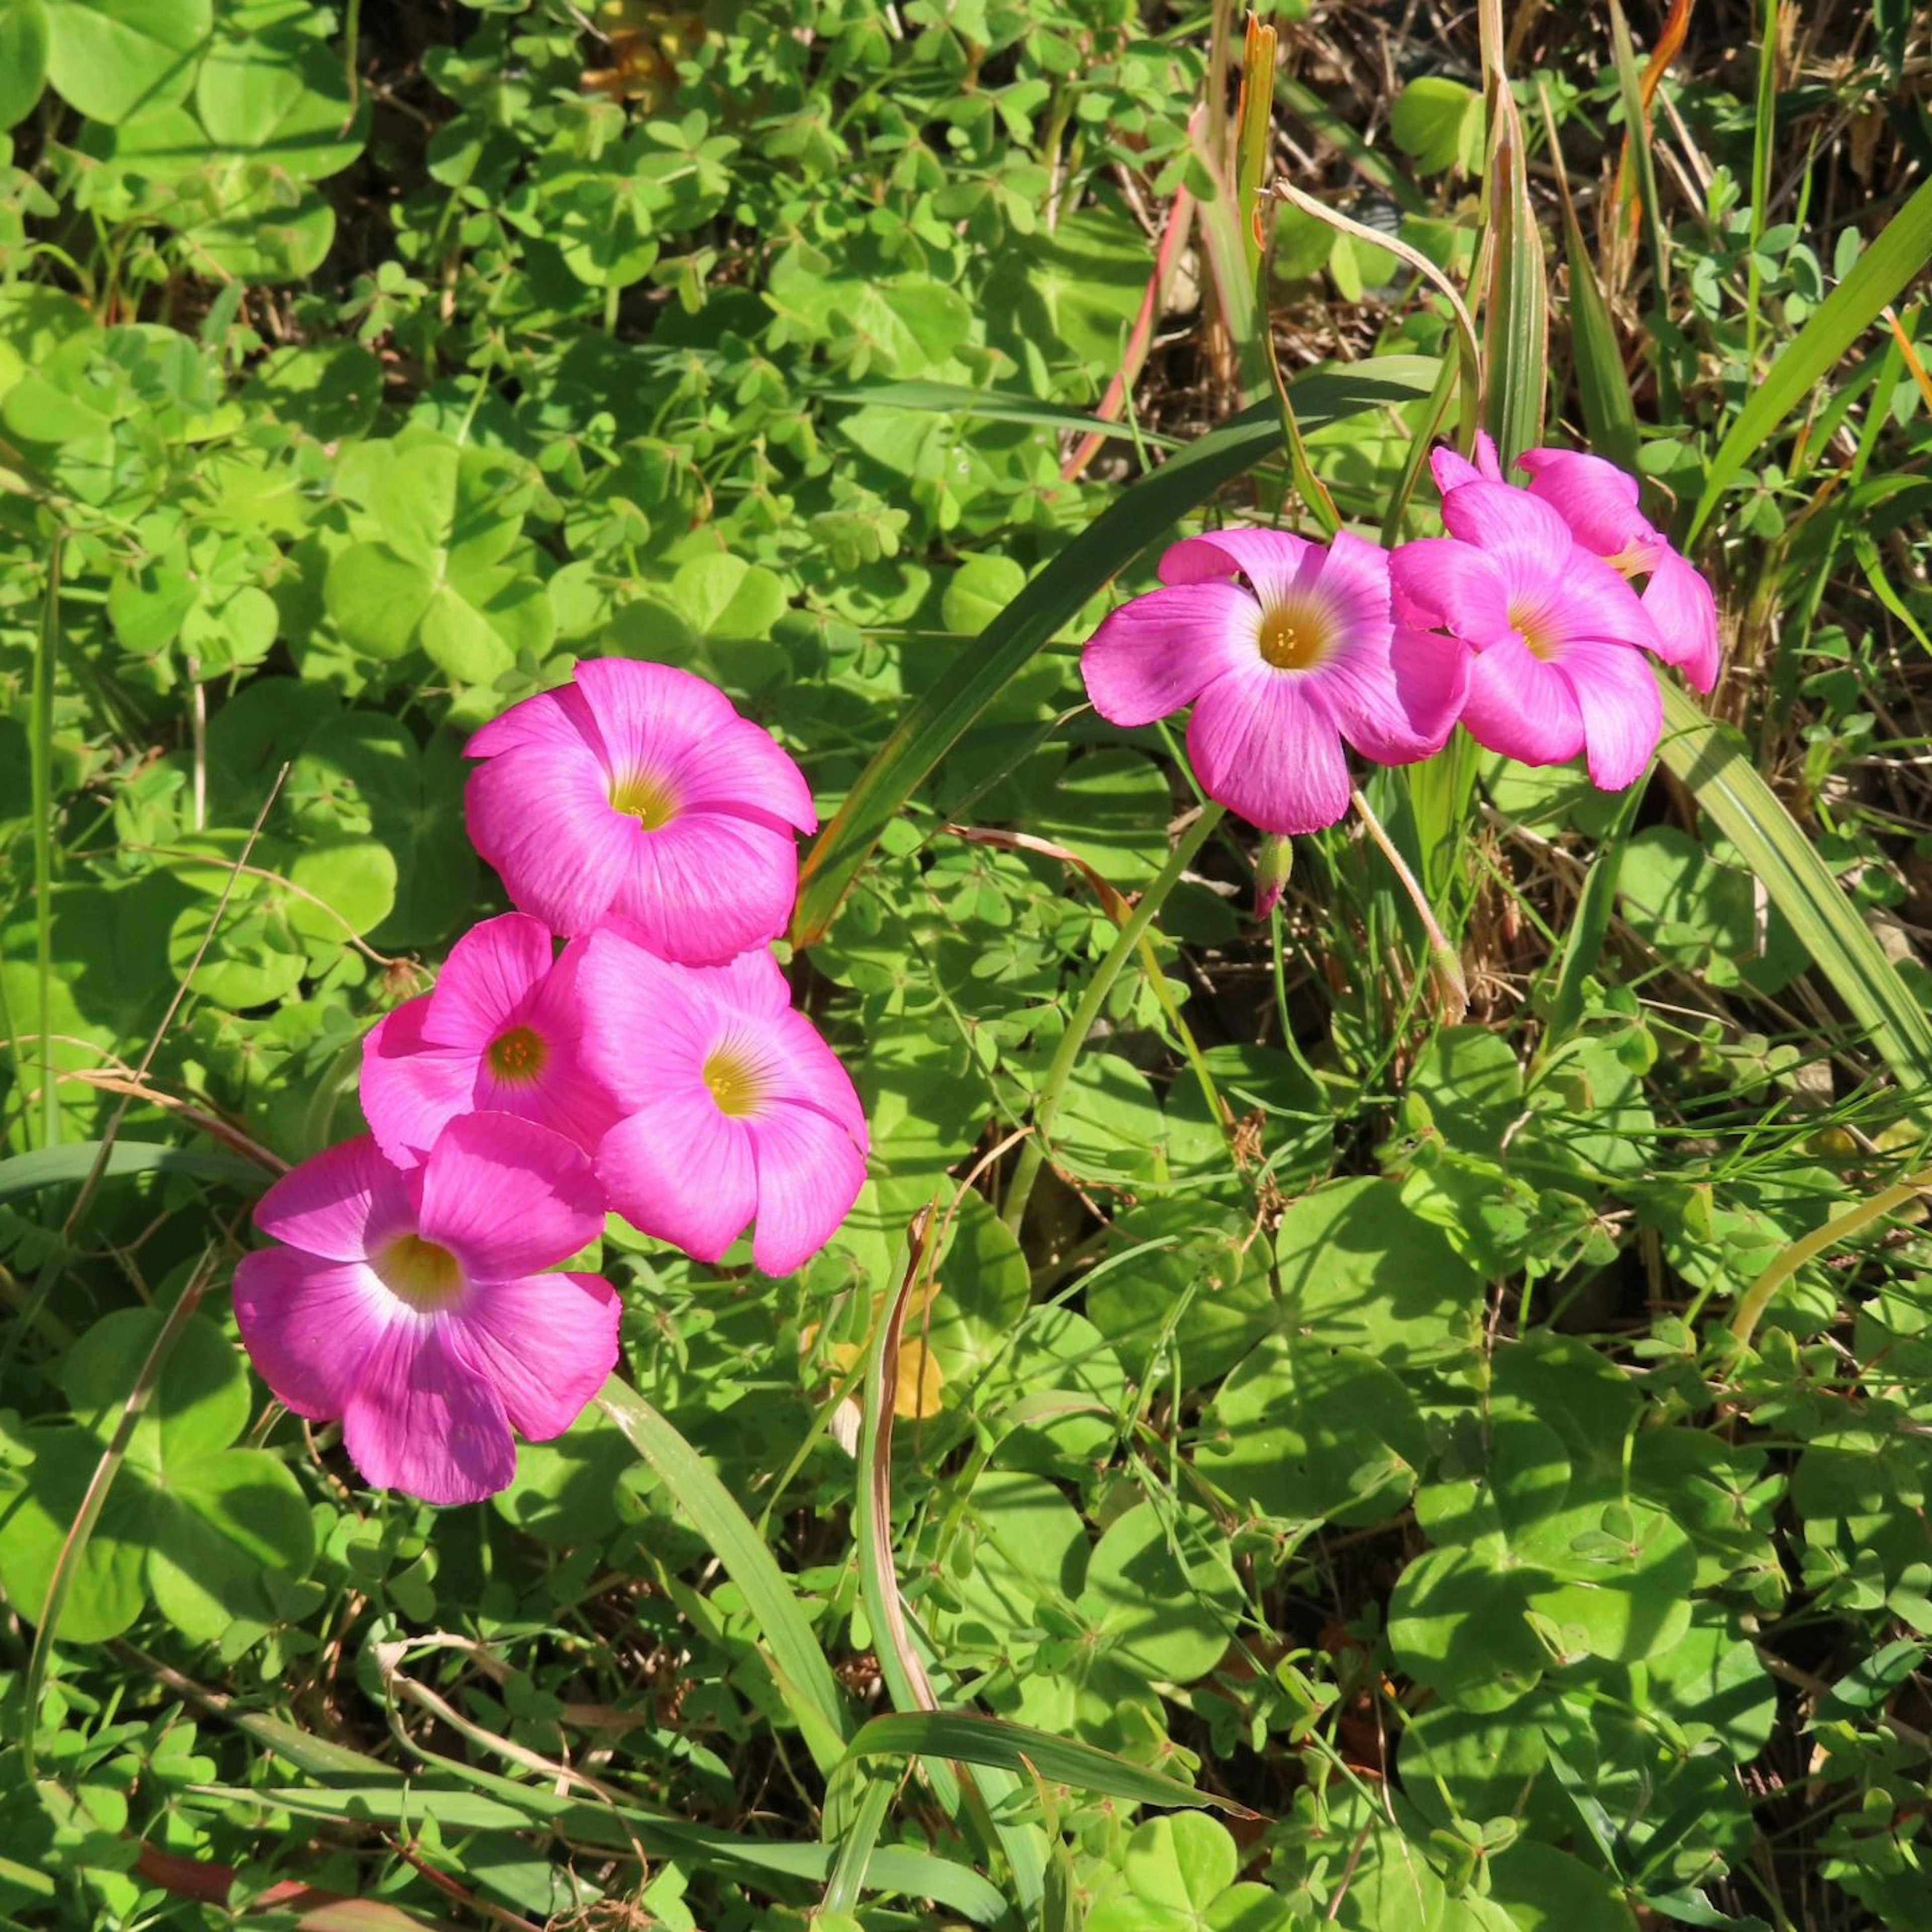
left=1080, top=437, right=1720, bottom=835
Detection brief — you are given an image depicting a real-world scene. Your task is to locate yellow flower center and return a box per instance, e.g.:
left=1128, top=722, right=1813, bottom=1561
left=609, top=769, right=679, bottom=829
left=374, top=1234, right=466, bottom=1314
left=487, top=1024, right=548, bottom=1085
left=1508, top=601, right=1562, bottom=662
left=1257, top=599, right=1332, bottom=671
left=703, top=1043, right=768, bottom=1118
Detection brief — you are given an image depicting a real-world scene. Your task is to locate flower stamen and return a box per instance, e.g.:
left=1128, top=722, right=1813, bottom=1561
left=1257, top=600, right=1332, bottom=672
left=703, top=1042, right=770, bottom=1118
left=609, top=769, right=680, bottom=830
left=486, top=1024, right=548, bottom=1085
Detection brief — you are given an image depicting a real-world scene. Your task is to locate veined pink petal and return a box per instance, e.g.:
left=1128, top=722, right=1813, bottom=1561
left=1313, top=530, right=1396, bottom=635
left=678, top=715, right=818, bottom=835
left=1430, top=432, right=1503, bottom=493
left=1440, top=480, right=1577, bottom=577
left=1559, top=636, right=1663, bottom=790
left=573, top=657, right=739, bottom=780
left=1510, top=551, right=1668, bottom=657
left=574, top=926, right=724, bottom=1108
left=465, top=743, right=628, bottom=935
left=253, top=1135, right=412, bottom=1263
left=420, top=914, right=555, bottom=1052
left=1458, top=635, right=1587, bottom=768
left=1517, top=449, right=1657, bottom=563
left=615, top=810, right=799, bottom=965
left=748, top=1101, right=869, bottom=1276
left=361, top=998, right=482, bottom=1169
left=1187, top=663, right=1352, bottom=834
left=342, top=1319, right=517, bottom=1505
left=1159, top=526, right=1317, bottom=609
left=1323, top=627, right=1470, bottom=763
left=413, top=1112, right=605, bottom=1280
left=454, top=1270, right=620, bottom=1440
left=693, top=941, right=794, bottom=1022
left=232, top=1248, right=391, bottom=1420
left=1081, top=581, right=1260, bottom=727
left=598, top=1095, right=759, bottom=1263
left=1643, top=550, right=1722, bottom=691
left=1389, top=538, right=1511, bottom=640
left=466, top=682, right=592, bottom=760
left=768, top=1009, right=870, bottom=1143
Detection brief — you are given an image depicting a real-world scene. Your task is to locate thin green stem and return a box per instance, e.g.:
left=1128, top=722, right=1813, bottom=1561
left=1003, top=803, right=1225, bottom=1236
left=30, top=542, right=61, bottom=1150
left=1729, top=1165, right=1932, bottom=1348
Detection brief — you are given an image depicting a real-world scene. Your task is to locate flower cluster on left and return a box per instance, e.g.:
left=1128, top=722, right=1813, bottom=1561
left=232, top=660, right=868, bottom=1506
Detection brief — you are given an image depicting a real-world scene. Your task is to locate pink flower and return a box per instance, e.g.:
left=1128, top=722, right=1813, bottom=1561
left=577, top=925, right=868, bottom=1276
left=1080, top=528, right=1467, bottom=835
left=465, top=658, right=818, bottom=963
left=1391, top=480, right=1665, bottom=791
left=361, top=913, right=620, bottom=1167
left=233, top=1114, right=619, bottom=1506
left=1433, top=434, right=1720, bottom=692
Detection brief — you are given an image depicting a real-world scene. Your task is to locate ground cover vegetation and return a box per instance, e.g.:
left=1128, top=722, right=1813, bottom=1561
left=1, top=0, right=1930, bottom=1925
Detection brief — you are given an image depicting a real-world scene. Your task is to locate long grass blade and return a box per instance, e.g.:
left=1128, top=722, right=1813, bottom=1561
left=843, top=1712, right=1261, bottom=1817
left=0, top=1140, right=266, bottom=1206
left=1688, top=172, right=1932, bottom=539
left=598, top=1378, right=850, bottom=1773
left=28, top=540, right=60, bottom=1151
left=1659, top=683, right=1932, bottom=1097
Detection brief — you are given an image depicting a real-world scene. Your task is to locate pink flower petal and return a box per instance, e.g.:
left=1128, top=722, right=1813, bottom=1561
left=572, top=657, right=739, bottom=778
left=1430, top=431, right=1503, bottom=493
left=1389, top=538, right=1511, bottom=640
left=465, top=743, right=628, bottom=935
left=748, top=1100, right=869, bottom=1275
left=253, top=1135, right=412, bottom=1262
left=1159, top=526, right=1317, bottom=609
left=454, top=1269, right=620, bottom=1440
left=419, top=914, right=555, bottom=1052
left=342, top=1319, right=517, bottom=1505
left=1323, top=627, right=1470, bottom=763
left=694, top=942, right=794, bottom=1022
left=1187, top=662, right=1352, bottom=835
left=1458, top=635, right=1587, bottom=768
left=1440, top=480, right=1576, bottom=578
left=232, top=1248, right=391, bottom=1420
left=1642, top=550, right=1722, bottom=691
left=1559, top=637, right=1663, bottom=790
left=360, top=998, right=481, bottom=1169
left=615, top=811, right=800, bottom=965
left=679, top=715, right=818, bottom=835
left=1081, top=581, right=1261, bottom=728
left=767, top=1009, right=871, bottom=1144
left=574, top=925, right=722, bottom=1110
left=413, top=1112, right=605, bottom=1280
left=598, top=1094, right=759, bottom=1263
left=1515, top=551, right=1666, bottom=656
left=465, top=682, right=591, bottom=760
left=1516, top=449, right=1657, bottom=562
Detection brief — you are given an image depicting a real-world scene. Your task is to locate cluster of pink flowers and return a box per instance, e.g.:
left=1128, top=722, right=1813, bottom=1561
left=1081, top=438, right=1721, bottom=834
left=233, top=661, right=868, bottom=1506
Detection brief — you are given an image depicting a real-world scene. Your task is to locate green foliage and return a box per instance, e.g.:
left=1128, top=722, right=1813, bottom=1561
left=0, top=1, right=1929, bottom=1929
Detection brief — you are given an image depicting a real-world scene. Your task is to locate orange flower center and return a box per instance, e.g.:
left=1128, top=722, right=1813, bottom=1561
left=703, top=1043, right=769, bottom=1118
left=1257, top=598, right=1333, bottom=671
left=609, top=769, right=679, bottom=829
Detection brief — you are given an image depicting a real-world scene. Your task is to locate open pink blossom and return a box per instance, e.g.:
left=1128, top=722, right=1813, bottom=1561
left=233, top=1114, right=618, bottom=1506
left=1391, top=480, right=1667, bottom=790
left=362, top=913, right=619, bottom=1167
left=1391, top=483, right=1677, bottom=792
left=1081, top=528, right=1467, bottom=835
left=1433, top=434, right=1719, bottom=692
left=577, top=924, right=868, bottom=1276
left=466, top=658, right=818, bottom=963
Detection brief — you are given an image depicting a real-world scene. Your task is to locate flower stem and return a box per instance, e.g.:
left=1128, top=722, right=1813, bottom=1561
left=1729, top=1166, right=1932, bottom=1348
left=1002, top=802, right=1226, bottom=1236
left=1351, top=786, right=1467, bottom=1024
